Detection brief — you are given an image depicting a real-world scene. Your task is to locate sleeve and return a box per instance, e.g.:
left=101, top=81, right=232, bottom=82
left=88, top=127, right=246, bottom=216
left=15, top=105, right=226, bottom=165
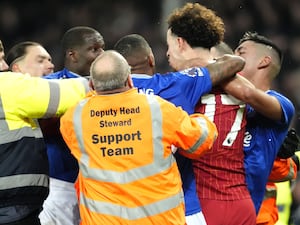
left=267, top=90, right=295, bottom=125
left=268, top=157, right=297, bottom=182
left=175, top=67, right=213, bottom=107
left=132, top=68, right=212, bottom=110
left=15, top=76, right=89, bottom=118
left=161, top=98, right=218, bottom=159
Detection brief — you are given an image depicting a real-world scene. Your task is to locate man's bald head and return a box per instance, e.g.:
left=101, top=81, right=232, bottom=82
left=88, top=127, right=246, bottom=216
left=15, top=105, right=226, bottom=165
left=90, top=50, right=131, bottom=93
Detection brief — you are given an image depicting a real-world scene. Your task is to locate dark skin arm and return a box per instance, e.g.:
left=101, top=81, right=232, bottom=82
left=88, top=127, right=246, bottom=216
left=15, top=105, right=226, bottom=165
left=206, top=54, right=245, bottom=86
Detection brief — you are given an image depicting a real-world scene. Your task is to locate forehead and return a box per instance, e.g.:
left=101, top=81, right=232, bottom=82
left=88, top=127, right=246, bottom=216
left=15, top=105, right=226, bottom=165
left=166, top=29, right=176, bottom=43
left=26, top=45, right=49, bottom=55
left=22, top=45, right=52, bottom=61
left=236, top=40, right=256, bottom=51
left=83, top=33, right=104, bottom=46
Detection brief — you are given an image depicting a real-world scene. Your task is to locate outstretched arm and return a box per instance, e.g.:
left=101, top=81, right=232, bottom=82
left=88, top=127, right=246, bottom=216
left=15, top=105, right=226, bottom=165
left=176, top=54, right=245, bottom=86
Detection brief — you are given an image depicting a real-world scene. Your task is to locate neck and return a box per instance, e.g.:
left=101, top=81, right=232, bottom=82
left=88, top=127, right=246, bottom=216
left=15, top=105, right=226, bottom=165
left=185, top=47, right=213, bottom=61
left=131, top=66, right=154, bottom=76
left=249, top=72, right=271, bottom=91
left=65, top=63, right=88, bottom=77
left=96, top=86, right=131, bottom=95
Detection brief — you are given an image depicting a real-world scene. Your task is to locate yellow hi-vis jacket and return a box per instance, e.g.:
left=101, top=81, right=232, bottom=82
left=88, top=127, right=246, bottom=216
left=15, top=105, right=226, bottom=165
left=0, top=72, right=88, bottom=211
left=60, top=88, right=218, bottom=225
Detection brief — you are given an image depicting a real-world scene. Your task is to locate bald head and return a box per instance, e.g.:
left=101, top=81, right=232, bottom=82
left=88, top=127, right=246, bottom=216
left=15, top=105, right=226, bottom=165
left=90, top=50, right=131, bottom=93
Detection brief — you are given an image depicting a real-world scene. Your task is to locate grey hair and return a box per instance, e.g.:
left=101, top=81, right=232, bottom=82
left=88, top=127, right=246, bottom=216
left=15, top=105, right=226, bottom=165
left=90, top=50, right=130, bottom=92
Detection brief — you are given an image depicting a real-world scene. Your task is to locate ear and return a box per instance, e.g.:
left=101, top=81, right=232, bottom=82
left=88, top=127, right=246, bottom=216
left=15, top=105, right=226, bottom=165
left=148, top=53, right=155, bottom=68
left=11, top=63, right=21, bottom=72
left=177, top=37, right=186, bottom=52
left=89, top=79, right=95, bottom=90
left=127, top=75, right=134, bottom=88
left=67, top=50, right=78, bottom=63
left=258, top=56, right=271, bottom=69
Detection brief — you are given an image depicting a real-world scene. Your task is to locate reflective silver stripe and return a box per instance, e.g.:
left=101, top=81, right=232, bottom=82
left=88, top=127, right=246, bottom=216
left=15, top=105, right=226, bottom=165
left=80, top=77, right=90, bottom=93
left=72, top=95, right=180, bottom=218
left=146, top=94, right=164, bottom=161
left=73, top=99, right=90, bottom=166
left=43, top=81, right=60, bottom=118
left=0, top=174, right=49, bottom=190
left=287, top=159, right=296, bottom=180
left=185, top=117, right=209, bottom=154
left=0, top=126, right=43, bottom=144
left=80, top=152, right=174, bottom=183
left=0, top=98, right=9, bottom=131
left=264, top=188, right=277, bottom=200
left=79, top=191, right=184, bottom=220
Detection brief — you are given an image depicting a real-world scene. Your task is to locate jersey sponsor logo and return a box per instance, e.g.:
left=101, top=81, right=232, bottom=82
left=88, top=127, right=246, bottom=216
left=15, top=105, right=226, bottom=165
left=181, top=67, right=203, bottom=77
left=243, top=131, right=252, bottom=147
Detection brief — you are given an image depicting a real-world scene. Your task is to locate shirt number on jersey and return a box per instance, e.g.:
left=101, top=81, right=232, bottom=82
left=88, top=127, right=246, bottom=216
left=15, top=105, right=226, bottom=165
left=201, top=94, right=245, bottom=147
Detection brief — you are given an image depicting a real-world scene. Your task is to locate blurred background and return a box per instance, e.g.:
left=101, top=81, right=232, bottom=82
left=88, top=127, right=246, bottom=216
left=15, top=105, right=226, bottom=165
left=1, top=1, right=300, bottom=224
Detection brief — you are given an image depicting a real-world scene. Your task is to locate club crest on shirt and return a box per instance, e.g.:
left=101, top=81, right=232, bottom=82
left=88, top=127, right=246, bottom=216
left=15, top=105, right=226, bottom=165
left=181, top=67, right=203, bottom=77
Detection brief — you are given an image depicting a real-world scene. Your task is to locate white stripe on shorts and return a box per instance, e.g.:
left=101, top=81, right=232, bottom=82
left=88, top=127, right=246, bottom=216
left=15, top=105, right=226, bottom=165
left=186, top=211, right=207, bottom=225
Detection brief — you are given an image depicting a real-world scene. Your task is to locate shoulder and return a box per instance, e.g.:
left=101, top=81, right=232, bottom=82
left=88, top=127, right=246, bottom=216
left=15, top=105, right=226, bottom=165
left=267, top=90, right=295, bottom=123
left=176, top=67, right=209, bottom=78
left=44, top=68, right=81, bottom=79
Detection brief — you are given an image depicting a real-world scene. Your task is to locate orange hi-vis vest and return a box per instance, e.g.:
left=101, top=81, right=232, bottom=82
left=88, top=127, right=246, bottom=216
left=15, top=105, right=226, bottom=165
left=256, top=157, right=297, bottom=225
left=60, top=88, right=217, bottom=225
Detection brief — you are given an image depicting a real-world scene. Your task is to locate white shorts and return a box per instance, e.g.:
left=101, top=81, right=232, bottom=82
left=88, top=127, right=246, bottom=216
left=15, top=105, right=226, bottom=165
left=39, top=178, right=80, bottom=225
left=186, top=211, right=207, bottom=225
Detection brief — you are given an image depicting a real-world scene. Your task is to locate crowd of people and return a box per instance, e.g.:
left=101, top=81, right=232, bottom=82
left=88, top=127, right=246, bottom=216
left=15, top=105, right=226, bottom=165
left=0, top=1, right=300, bottom=225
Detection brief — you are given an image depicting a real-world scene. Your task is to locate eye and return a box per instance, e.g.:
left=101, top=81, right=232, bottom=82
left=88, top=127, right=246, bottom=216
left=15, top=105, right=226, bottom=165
left=234, top=49, right=244, bottom=56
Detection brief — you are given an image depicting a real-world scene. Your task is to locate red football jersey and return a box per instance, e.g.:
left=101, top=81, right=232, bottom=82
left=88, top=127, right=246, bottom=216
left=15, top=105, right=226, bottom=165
left=193, top=89, right=250, bottom=200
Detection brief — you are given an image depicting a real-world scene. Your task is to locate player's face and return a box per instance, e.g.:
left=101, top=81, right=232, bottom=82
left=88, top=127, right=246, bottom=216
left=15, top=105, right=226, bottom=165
left=13, top=45, right=54, bottom=77
left=75, top=33, right=105, bottom=76
left=0, top=51, right=8, bottom=71
left=235, top=40, right=260, bottom=79
left=166, top=29, right=184, bottom=71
